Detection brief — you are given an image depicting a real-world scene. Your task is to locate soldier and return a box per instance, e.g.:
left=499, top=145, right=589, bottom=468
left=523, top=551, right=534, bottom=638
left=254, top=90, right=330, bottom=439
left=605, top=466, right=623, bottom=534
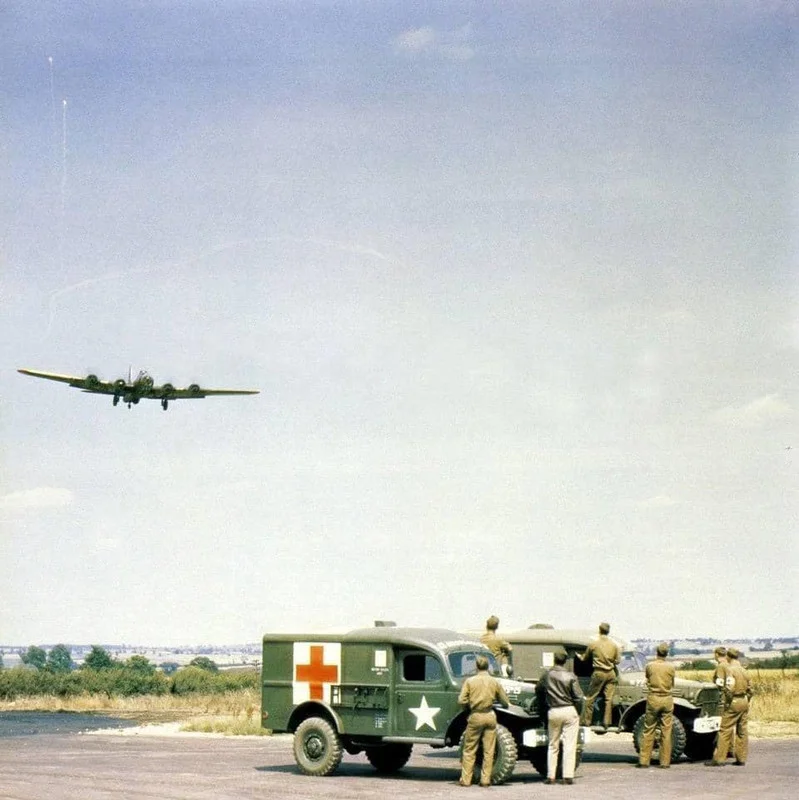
left=636, top=642, right=676, bottom=768
left=711, top=645, right=732, bottom=755
left=577, top=622, right=621, bottom=728
left=457, top=655, right=510, bottom=787
left=535, top=650, right=584, bottom=785
left=480, top=615, right=513, bottom=676
left=706, top=647, right=752, bottom=767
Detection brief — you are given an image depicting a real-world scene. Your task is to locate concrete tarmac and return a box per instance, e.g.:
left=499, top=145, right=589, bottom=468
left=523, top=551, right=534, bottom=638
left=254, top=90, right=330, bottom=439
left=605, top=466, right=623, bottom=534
left=0, top=729, right=796, bottom=799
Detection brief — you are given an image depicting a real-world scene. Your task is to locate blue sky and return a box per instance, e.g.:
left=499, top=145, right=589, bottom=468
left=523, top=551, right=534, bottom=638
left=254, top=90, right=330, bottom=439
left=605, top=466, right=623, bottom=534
left=1, top=1, right=796, bottom=646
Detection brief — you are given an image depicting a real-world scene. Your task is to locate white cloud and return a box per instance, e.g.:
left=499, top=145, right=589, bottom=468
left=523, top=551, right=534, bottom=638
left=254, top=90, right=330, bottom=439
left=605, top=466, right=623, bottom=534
left=0, top=487, right=74, bottom=511
left=393, top=26, right=437, bottom=54
left=392, top=25, right=475, bottom=61
left=710, top=394, right=793, bottom=428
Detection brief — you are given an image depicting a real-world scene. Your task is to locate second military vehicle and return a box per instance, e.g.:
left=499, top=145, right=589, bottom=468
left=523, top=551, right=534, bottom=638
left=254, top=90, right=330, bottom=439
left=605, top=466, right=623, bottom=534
left=261, top=625, right=585, bottom=783
left=503, top=625, right=723, bottom=762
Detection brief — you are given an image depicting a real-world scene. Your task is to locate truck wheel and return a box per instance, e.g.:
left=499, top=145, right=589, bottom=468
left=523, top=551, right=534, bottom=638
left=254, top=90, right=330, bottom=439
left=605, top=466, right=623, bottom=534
left=459, top=724, right=518, bottom=785
left=684, top=731, right=717, bottom=762
left=293, top=717, right=343, bottom=776
left=530, top=744, right=583, bottom=777
left=365, top=743, right=413, bottom=773
left=632, top=715, right=687, bottom=763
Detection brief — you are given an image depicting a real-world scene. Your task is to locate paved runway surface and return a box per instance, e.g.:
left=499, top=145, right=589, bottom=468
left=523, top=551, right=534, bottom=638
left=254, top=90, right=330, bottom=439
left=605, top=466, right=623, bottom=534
left=0, top=719, right=795, bottom=799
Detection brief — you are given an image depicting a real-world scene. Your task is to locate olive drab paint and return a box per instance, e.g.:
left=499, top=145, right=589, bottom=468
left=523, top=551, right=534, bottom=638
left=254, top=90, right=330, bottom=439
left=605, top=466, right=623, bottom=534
left=498, top=626, right=723, bottom=763
left=261, top=626, right=575, bottom=783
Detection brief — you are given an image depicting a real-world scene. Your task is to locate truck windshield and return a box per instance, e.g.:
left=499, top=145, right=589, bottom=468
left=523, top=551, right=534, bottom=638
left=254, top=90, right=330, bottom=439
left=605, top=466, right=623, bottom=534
left=619, top=650, right=647, bottom=672
left=448, top=650, right=501, bottom=678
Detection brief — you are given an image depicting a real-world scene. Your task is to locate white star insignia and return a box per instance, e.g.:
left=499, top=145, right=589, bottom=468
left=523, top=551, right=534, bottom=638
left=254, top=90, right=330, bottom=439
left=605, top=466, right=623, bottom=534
left=408, top=695, right=440, bottom=731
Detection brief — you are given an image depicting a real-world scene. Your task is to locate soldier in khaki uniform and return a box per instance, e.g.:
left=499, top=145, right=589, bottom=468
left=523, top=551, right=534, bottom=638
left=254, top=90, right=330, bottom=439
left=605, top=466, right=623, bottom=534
left=706, top=647, right=752, bottom=767
left=577, top=622, right=620, bottom=728
left=480, top=615, right=512, bottom=676
left=457, top=655, right=510, bottom=787
left=637, top=642, right=676, bottom=768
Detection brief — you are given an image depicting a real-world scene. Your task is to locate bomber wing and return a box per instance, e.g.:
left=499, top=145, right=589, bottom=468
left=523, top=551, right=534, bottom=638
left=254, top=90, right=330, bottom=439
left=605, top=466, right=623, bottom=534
left=152, top=382, right=259, bottom=410
left=17, top=368, right=119, bottom=394
left=166, top=385, right=260, bottom=399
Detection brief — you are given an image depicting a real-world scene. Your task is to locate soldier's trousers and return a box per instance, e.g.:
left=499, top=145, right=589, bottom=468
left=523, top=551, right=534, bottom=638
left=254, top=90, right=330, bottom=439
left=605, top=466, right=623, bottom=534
left=460, top=710, right=497, bottom=786
left=547, top=705, right=580, bottom=780
left=581, top=668, right=617, bottom=726
left=638, top=694, right=674, bottom=766
left=713, top=697, right=749, bottom=764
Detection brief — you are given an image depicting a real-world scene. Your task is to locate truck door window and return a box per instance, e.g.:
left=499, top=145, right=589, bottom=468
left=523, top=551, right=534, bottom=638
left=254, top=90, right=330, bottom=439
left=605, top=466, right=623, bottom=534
left=572, top=650, right=592, bottom=678
left=402, top=653, right=443, bottom=682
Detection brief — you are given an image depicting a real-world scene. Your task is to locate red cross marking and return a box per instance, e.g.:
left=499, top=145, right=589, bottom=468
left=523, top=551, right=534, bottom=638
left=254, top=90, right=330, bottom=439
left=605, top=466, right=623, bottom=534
left=295, top=645, right=339, bottom=700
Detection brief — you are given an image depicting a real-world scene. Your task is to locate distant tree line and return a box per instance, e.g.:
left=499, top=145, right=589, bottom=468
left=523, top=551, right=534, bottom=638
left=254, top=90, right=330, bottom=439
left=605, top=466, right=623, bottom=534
left=683, top=650, right=799, bottom=671
left=0, top=645, right=257, bottom=699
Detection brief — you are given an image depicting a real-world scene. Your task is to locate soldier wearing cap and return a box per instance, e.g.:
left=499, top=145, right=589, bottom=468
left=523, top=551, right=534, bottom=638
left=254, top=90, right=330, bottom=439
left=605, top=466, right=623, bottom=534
left=578, top=622, right=621, bottom=728
left=458, top=655, right=510, bottom=786
left=637, top=642, right=676, bottom=768
left=706, top=647, right=752, bottom=767
left=480, top=615, right=513, bottom=676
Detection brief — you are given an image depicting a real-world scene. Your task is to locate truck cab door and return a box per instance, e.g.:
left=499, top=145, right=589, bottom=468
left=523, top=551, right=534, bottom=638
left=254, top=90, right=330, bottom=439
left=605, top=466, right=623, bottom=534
left=393, top=649, right=453, bottom=740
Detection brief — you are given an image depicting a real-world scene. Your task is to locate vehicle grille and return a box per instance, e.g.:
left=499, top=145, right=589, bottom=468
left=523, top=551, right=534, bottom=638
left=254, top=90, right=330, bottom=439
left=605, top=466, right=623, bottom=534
left=696, top=686, right=723, bottom=715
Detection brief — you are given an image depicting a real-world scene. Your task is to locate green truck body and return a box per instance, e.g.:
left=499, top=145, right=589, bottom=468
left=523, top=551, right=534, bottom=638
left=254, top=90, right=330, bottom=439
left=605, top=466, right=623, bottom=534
left=502, top=626, right=723, bottom=762
left=261, top=626, right=582, bottom=782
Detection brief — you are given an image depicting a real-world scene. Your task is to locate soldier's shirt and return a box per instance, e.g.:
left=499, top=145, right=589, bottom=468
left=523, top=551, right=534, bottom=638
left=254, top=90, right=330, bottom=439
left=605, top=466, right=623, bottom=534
left=582, top=635, right=620, bottom=672
left=645, top=658, right=676, bottom=695
left=727, top=662, right=752, bottom=698
left=480, top=632, right=512, bottom=660
left=712, top=661, right=731, bottom=690
left=458, top=671, right=510, bottom=713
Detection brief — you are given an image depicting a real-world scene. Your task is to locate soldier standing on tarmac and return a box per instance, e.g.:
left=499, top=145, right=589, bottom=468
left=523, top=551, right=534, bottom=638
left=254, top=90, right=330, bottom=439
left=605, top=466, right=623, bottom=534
left=578, top=622, right=621, bottom=729
left=706, top=647, right=752, bottom=767
left=536, top=650, right=584, bottom=786
left=457, top=655, right=510, bottom=787
left=636, top=642, right=676, bottom=769
left=481, top=615, right=513, bottom=676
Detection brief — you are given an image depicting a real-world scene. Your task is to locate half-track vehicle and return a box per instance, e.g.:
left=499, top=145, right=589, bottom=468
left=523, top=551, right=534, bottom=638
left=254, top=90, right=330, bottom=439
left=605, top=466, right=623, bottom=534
left=261, top=625, right=585, bottom=782
left=502, top=625, right=723, bottom=762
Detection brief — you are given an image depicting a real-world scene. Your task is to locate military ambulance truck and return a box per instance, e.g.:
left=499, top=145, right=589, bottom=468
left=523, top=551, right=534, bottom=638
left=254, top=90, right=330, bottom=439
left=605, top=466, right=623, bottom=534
left=261, top=626, right=582, bottom=783
left=503, top=626, right=723, bottom=762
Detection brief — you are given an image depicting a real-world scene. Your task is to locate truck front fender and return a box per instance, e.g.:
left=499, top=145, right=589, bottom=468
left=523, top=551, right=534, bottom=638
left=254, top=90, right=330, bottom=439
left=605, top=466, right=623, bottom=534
left=618, top=699, right=647, bottom=732
left=673, top=697, right=700, bottom=718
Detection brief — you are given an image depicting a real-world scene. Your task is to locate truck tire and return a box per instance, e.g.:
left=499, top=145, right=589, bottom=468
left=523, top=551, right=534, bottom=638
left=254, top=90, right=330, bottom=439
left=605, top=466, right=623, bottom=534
left=632, top=714, right=687, bottom=763
left=530, top=743, right=583, bottom=777
left=459, top=724, right=518, bottom=785
left=684, top=731, right=717, bottom=762
left=293, top=717, right=343, bottom=776
left=365, top=743, right=413, bottom=773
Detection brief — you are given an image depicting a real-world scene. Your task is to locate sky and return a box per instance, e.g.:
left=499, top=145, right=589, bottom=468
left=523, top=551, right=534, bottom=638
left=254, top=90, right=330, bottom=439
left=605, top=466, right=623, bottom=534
left=1, top=1, right=797, bottom=647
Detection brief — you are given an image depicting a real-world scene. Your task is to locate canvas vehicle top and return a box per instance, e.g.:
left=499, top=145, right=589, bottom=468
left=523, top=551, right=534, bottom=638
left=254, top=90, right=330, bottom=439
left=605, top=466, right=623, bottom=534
left=261, top=625, right=579, bottom=783
left=502, top=625, right=723, bottom=763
